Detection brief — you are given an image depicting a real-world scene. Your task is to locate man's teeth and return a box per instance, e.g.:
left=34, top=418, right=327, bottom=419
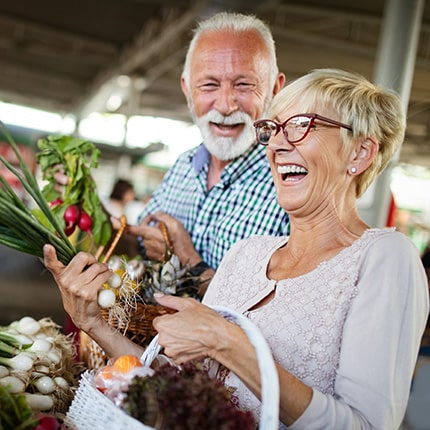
left=277, top=165, right=308, bottom=174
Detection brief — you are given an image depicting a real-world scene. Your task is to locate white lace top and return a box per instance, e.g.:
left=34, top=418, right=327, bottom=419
left=203, top=228, right=429, bottom=429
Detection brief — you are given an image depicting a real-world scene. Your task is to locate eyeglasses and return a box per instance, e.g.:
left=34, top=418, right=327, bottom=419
left=253, top=113, right=353, bottom=146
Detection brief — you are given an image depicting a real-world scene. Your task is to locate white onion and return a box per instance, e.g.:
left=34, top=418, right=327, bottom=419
left=28, top=338, right=52, bottom=353
left=0, top=365, right=9, bottom=378
left=126, top=260, right=145, bottom=280
left=32, top=364, right=50, bottom=377
left=0, top=375, right=25, bottom=393
left=33, top=375, right=56, bottom=394
left=107, top=255, right=123, bottom=271
left=23, top=393, right=54, bottom=411
left=107, top=272, right=122, bottom=289
left=13, top=333, right=33, bottom=346
left=9, top=353, right=35, bottom=371
left=46, top=349, right=60, bottom=364
left=17, top=316, right=41, bottom=336
left=98, top=288, right=116, bottom=308
left=54, top=376, right=70, bottom=390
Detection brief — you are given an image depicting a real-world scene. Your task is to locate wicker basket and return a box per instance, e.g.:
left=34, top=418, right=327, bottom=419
left=64, top=370, right=153, bottom=430
left=81, top=303, right=176, bottom=369
left=66, top=306, right=280, bottom=430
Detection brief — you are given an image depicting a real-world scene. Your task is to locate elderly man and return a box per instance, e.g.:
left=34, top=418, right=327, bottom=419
left=124, top=12, right=289, bottom=294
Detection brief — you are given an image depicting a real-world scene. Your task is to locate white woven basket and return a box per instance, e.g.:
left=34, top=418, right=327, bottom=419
left=65, top=305, right=279, bottom=430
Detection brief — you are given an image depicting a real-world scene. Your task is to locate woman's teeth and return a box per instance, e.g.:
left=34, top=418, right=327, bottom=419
left=277, top=165, right=308, bottom=181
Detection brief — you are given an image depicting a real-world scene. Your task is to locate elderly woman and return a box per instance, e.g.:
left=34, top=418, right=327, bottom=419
left=43, top=69, right=429, bottom=429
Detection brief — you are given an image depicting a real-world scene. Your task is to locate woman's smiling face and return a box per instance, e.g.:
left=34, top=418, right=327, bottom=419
left=265, top=106, right=352, bottom=218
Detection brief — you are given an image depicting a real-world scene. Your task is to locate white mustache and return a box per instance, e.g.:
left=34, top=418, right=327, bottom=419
left=204, top=110, right=252, bottom=126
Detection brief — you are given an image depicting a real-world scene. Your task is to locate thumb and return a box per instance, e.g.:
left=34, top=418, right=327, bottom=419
left=43, top=244, right=64, bottom=271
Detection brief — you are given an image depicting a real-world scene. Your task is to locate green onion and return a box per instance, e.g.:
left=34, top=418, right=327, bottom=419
left=0, top=121, right=76, bottom=264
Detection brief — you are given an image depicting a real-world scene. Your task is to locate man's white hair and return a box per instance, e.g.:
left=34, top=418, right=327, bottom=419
left=182, top=11, right=279, bottom=91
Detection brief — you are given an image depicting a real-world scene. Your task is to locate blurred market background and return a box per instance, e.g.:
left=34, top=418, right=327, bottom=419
left=0, top=0, right=429, bottom=329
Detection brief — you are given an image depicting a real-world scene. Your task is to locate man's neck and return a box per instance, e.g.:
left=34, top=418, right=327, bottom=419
left=207, top=156, right=231, bottom=190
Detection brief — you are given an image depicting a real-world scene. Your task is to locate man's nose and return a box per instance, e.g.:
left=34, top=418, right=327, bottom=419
left=213, top=85, right=238, bottom=116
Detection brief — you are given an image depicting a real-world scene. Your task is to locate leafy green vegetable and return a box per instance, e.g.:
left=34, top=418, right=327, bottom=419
left=0, top=385, right=38, bottom=430
left=0, top=122, right=76, bottom=265
left=36, top=135, right=112, bottom=248
left=125, top=361, right=255, bottom=429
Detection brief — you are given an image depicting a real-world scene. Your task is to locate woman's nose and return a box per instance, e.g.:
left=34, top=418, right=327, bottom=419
left=267, top=130, right=295, bottom=151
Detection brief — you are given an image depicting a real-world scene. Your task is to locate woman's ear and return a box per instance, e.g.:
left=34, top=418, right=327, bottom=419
left=348, top=137, right=379, bottom=175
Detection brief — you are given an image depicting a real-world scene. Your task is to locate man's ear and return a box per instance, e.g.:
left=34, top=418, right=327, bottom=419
left=348, top=137, right=379, bottom=175
left=273, top=72, right=286, bottom=96
left=180, top=76, right=191, bottom=109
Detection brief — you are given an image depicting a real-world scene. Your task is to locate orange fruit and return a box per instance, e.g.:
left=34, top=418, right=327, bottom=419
left=94, top=365, right=116, bottom=392
left=113, top=355, right=142, bottom=373
left=97, top=365, right=116, bottom=379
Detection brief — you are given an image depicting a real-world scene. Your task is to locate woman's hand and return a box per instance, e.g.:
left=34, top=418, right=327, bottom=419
left=152, top=294, right=234, bottom=364
left=43, top=244, right=146, bottom=359
left=42, top=244, right=112, bottom=332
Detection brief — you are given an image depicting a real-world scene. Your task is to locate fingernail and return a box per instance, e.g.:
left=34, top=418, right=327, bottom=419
left=154, top=292, right=164, bottom=298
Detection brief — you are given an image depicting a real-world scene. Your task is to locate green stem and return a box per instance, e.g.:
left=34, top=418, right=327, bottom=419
left=0, top=200, right=75, bottom=264
left=0, top=340, right=18, bottom=357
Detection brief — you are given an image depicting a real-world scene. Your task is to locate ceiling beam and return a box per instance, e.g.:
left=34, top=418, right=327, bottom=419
left=74, top=4, right=205, bottom=118
left=0, top=12, right=116, bottom=54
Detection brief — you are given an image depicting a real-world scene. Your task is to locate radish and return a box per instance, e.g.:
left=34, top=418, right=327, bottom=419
left=78, top=210, right=93, bottom=233
left=64, top=223, right=76, bottom=236
left=63, top=204, right=81, bottom=236
left=48, top=198, right=63, bottom=208
left=34, top=414, right=62, bottom=430
left=63, top=205, right=81, bottom=225
left=33, top=414, right=62, bottom=430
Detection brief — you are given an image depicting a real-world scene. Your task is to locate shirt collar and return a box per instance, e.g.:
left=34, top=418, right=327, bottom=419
left=191, top=144, right=210, bottom=173
left=190, top=142, right=268, bottom=184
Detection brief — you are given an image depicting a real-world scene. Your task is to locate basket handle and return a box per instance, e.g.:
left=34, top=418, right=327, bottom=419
left=140, top=305, right=280, bottom=430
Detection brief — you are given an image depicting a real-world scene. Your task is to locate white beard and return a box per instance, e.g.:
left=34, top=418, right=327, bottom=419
left=191, top=110, right=256, bottom=161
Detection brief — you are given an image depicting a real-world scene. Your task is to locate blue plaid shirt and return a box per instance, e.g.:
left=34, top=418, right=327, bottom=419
left=139, top=143, right=289, bottom=269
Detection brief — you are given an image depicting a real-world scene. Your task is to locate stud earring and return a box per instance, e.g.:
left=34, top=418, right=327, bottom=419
left=350, top=167, right=357, bottom=174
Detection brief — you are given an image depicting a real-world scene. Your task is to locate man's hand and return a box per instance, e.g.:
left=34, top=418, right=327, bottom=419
left=114, top=211, right=201, bottom=267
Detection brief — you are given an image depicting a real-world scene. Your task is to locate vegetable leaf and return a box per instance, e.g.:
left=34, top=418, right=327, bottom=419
left=36, top=134, right=112, bottom=248
left=0, top=385, right=38, bottom=430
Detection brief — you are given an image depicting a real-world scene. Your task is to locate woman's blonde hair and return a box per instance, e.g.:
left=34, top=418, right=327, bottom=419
left=269, top=68, right=406, bottom=197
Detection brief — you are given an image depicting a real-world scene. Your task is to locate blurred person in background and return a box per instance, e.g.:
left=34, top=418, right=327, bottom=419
left=102, top=178, right=136, bottom=218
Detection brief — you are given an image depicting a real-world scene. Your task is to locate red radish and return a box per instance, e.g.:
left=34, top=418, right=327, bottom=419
left=49, top=198, right=63, bottom=208
left=78, top=210, right=93, bottom=233
left=63, top=205, right=80, bottom=225
left=33, top=413, right=62, bottom=430
left=64, top=223, right=76, bottom=236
